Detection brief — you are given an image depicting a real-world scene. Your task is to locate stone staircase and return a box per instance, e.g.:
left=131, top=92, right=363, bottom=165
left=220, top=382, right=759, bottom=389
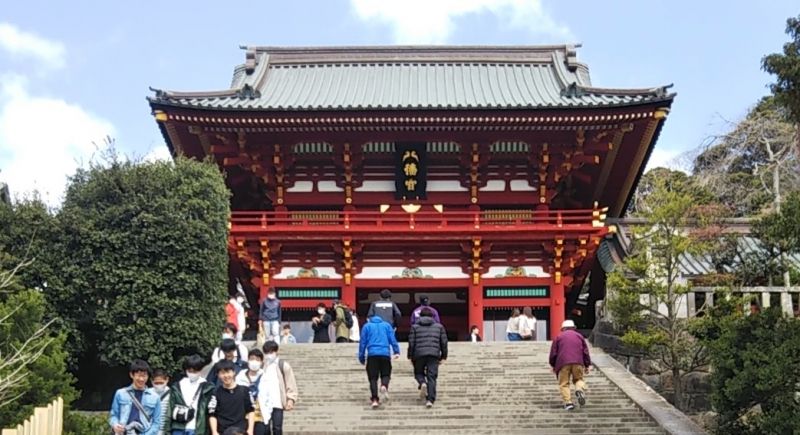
left=275, top=341, right=670, bottom=434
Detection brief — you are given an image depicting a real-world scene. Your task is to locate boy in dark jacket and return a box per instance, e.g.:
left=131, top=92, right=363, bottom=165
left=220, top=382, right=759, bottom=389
left=548, top=319, right=591, bottom=410
left=311, top=303, right=332, bottom=343
left=367, top=289, right=402, bottom=328
left=407, top=307, right=448, bottom=408
left=165, top=354, right=215, bottom=435
left=358, top=315, right=401, bottom=408
left=260, top=289, right=282, bottom=342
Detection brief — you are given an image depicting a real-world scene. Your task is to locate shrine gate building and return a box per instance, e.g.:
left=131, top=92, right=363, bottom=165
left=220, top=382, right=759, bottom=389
left=148, top=45, right=674, bottom=340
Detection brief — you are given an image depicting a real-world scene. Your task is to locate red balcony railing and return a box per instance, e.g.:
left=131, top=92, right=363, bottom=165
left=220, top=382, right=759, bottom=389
left=230, top=209, right=608, bottom=241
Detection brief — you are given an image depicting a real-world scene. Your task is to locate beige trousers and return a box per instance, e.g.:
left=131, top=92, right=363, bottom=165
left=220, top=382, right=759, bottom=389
left=558, top=364, right=587, bottom=404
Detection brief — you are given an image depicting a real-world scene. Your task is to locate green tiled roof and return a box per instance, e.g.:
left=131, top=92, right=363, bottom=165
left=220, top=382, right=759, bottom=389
left=149, top=46, right=673, bottom=111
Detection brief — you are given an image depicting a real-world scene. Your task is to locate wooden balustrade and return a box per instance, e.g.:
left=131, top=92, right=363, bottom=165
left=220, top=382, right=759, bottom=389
left=1, top=397, right=63, bottom=435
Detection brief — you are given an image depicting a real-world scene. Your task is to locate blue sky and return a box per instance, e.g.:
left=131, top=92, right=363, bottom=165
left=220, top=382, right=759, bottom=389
left=0, top=0, right=797, bottom=205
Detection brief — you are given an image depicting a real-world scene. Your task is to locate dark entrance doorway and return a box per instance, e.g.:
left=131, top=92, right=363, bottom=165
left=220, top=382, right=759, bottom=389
left=357, top=287, right=467, bottom=341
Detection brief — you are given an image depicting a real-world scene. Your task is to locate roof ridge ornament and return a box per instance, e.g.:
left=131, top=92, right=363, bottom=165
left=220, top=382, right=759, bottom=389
left=236, top=83, right=261, bottom=99
left=562, top=82, right=586, bottom=98
left=149, top=86, right=168, bottom=100
left=245, top=46, right=257, bottom=74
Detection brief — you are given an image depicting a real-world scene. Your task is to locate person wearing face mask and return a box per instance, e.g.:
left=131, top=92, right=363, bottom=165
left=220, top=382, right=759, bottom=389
left=165, top=355, right=215, bottom=435
left=212, top=324, right=249, bottom=364
left=208, top=339, right=247, bottom=386
left=256, top=341, right=298, bottom=435
left=311, top=303, right=332, bottom=343
left=226, top=295, right=244, bottom=340
left=150, top=368, right=170, bottom=435
left=260, top=289, right=282, bottom=342
left=235, top=349, right=267, bottom=435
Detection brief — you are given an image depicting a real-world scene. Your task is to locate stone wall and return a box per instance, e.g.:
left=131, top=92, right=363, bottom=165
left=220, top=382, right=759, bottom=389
left=590, top=319, right=712, bottom=413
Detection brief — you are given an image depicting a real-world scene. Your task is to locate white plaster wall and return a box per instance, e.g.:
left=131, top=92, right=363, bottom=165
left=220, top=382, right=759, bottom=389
left=274, top=267, right=341, bottom=279
left=427, top=180, right=468, bottom=192
left=509, top=180, right=536, bottom=191
left=358, top=266, right=467, bottom=279
left=286, top=181, right=313, bottom=193
left=317, top=180, right=343, bottom=192
left=483, top=266, right=550, bottom=278
left=480, top=180, right=506, bottom=192
left=355, top=180, right=394, bottom=192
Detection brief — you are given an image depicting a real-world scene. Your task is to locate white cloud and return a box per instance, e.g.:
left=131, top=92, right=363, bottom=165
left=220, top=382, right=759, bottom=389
left=0, top=22, right=66, bottom=70
left=645, top=145, right=683, bottom=171
left=349, top=0, right=571, bottom=44
left=143, top=145, right=173, bottom=163
left=0, top=74, right=114, bottom=206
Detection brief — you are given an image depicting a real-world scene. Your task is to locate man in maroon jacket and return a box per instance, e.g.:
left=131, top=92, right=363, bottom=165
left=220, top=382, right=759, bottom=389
left=548, top=319, right=591, bottom=410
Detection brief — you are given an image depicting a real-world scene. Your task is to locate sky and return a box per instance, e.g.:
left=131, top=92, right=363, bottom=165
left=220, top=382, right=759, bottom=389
left=0, top=0, right=797, bottom=206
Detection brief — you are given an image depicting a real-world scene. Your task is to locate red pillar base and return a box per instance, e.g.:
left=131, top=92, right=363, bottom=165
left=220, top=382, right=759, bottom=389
left=468, top=283, right=484, bottom=338
left=549, top=282, right=565, bottom=340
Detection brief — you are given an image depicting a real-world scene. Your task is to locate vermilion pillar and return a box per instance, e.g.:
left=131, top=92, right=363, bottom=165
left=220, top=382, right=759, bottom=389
left=251, top=276, right=267, bottom=304
left=342, top=283, right=356, bottom=311
left=550, top=281, right=565, bottom=340
left=468, top=283, right=484, bottom=337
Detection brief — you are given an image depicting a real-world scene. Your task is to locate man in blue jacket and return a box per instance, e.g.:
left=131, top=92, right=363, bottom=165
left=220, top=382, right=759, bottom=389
left=109, top=359, right=162, bottom=435
left=358, top=315, right=401, bottom=409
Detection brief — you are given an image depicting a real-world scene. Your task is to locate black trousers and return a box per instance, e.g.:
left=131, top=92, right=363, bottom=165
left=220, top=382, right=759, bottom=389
left=413, top=356, right=440, bottom=403
left=258, top=408, right=283, bottom=435
left=336, top=336, right=350, bottom=343
left=366, top=356, right=392, bottom=400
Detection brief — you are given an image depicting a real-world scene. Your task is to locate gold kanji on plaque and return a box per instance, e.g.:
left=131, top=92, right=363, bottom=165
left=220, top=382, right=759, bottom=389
left=404, top=178, right=417, bottom=191
left=404, top=162, right=418, bottom=176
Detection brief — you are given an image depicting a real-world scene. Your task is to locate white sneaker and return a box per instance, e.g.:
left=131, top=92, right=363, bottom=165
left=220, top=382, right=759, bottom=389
left=426, top=400, right=433, bottom=408
left=380, top=385, right=389, bottom=402
left=419, top=383, right=428, bottom=400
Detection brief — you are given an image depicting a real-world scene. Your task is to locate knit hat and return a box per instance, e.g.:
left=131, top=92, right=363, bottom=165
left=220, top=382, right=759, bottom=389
left=380, top=289, right=391, bottom=299
left=561, top=319, right=576, bottom=330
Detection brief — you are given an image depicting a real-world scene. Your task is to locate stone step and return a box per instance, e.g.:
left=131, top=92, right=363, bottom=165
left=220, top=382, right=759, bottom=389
left=250, top=343, right=674, bottom=433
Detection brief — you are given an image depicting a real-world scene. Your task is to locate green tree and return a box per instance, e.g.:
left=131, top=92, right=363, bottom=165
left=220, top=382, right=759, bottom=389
left=751, top=190, right=800, bottom=286
left=607, top=177, right=718, bottom=410
left=0, top=250, right=76, bottom=427
left=763, top=15, right=800, bottom=126
left=703, top=308, right=800, bottom=435
left=629, top=167, right=713, bottom=216
left=49, top=155, right=229, bottom=396
left=692, top=98, right=798, bottom=217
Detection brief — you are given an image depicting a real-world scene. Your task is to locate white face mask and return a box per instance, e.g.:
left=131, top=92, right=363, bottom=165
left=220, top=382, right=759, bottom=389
left=187, top=372, right=200, bottom=382
left=317, top=308, right=326, bottom=315
left=153, top=384, right=167, bottom=394
left=248, top=360, right=262, bottom=371
left=266, top=353, right=278, bottom=364
left=268, top=294, right=276, bottom=300
left=222, top=333, right=233, bottom=340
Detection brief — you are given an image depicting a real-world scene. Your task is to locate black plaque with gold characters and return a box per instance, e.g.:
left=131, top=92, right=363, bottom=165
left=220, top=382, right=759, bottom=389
left=395, top=142, right=427, bottom=200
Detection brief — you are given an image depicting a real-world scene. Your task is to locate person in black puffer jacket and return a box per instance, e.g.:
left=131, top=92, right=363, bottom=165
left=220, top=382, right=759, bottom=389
left=407, top=307, right=448, bottom=408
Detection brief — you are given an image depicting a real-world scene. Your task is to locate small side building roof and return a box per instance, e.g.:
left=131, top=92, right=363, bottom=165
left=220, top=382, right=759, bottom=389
left=149, top=45, right=674, bottom=111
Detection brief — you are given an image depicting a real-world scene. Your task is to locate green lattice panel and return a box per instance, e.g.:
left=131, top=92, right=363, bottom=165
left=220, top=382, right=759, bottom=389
left=484, top=287, right=549, bottom=298
left=276, top=288, right=340, bottom=299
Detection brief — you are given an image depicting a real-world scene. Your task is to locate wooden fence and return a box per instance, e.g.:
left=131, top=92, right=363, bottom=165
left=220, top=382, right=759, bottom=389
left=2, top=397, right=63, bottom=435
